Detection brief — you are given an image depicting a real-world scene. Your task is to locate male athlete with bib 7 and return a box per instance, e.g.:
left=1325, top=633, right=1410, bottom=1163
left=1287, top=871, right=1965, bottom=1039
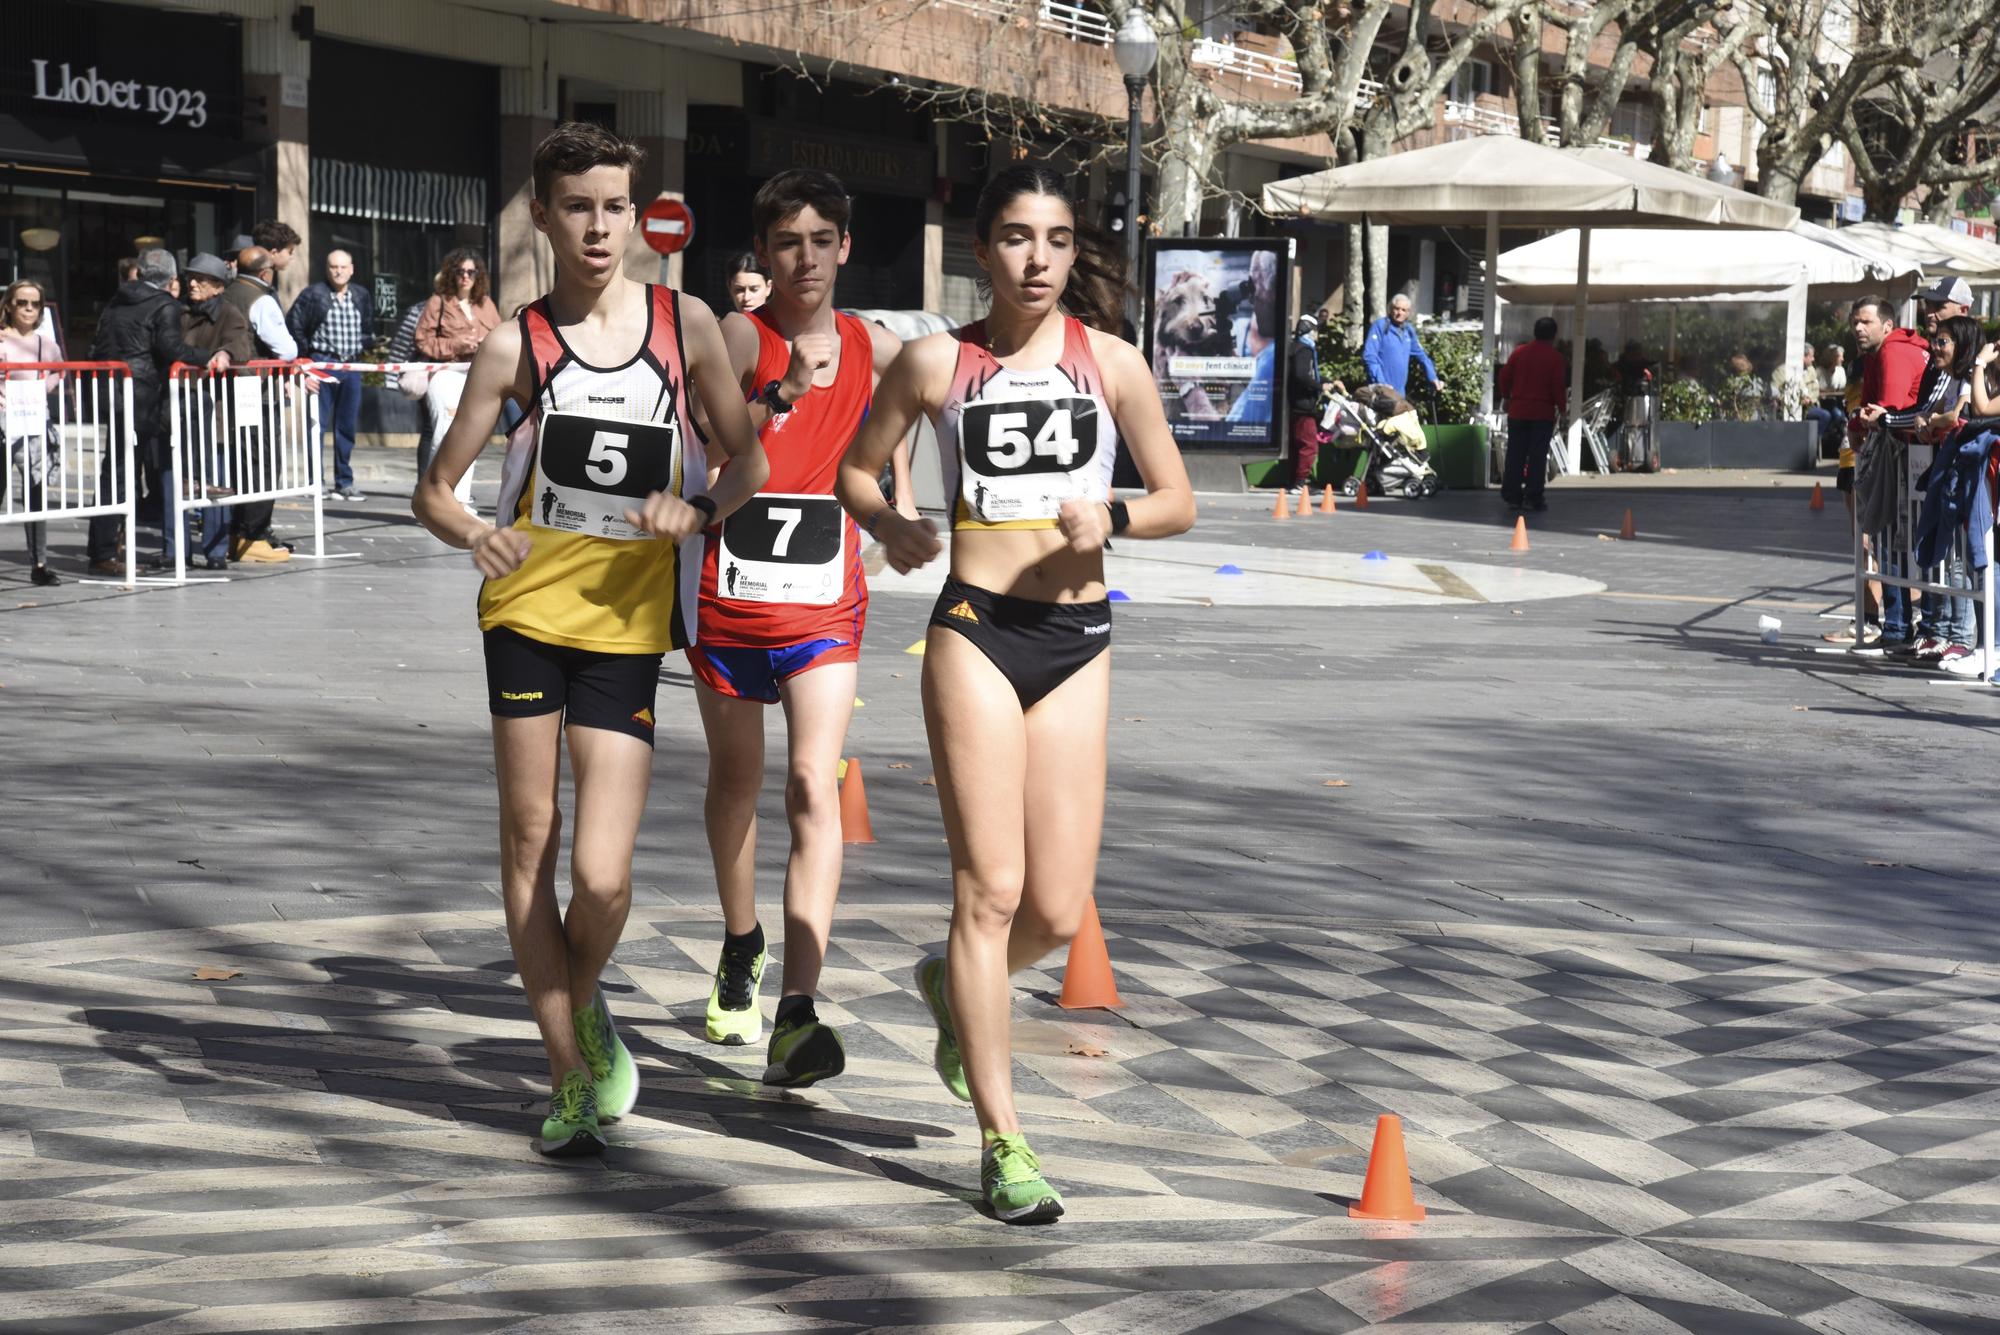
left=413, top=123, right=770, bottom=1158
left=837, top=166, right=1194, bottom=1222
left=692, top=170, right=906, bottom=1087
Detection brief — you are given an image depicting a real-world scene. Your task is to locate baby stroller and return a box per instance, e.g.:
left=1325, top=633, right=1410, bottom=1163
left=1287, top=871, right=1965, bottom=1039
left=1322, top=384, right=1441, bottom=499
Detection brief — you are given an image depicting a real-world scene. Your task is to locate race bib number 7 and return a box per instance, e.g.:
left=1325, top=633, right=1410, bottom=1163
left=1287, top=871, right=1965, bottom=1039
left=959, top=396, right=1101, bottom=522
left=717, top=494, right=844, bottom=604
left=532, top=409, right=680, bottom=541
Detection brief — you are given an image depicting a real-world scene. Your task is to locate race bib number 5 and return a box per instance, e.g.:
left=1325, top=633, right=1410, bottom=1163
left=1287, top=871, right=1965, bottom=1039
left=532, top=410, right=679, bottom=540
left=716, top=494, right=844, bottom=605
left=959, top=396, right=1100, bottom=521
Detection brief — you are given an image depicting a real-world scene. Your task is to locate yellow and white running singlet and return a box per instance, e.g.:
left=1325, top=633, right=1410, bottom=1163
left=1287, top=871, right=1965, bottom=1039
left=478, top=285, right=708, bottom=654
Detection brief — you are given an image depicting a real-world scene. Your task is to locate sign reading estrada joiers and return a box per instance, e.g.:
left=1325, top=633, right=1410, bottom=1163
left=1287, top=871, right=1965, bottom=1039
left=1143, top=236, right=1294, bottom=454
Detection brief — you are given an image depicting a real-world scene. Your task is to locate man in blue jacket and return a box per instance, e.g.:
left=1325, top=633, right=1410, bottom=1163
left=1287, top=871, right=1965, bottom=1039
left=1362, top=294, right=1441, bottom=399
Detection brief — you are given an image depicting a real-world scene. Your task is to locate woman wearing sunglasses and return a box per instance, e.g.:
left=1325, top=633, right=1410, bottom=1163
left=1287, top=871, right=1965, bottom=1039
left=1, top=280, right=62, bottom=586
left=416, top=250, right=503, bottom=516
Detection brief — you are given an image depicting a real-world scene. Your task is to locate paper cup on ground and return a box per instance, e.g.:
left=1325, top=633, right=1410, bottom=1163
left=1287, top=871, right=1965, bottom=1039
left=1758, top=615, right=1782, bottom=644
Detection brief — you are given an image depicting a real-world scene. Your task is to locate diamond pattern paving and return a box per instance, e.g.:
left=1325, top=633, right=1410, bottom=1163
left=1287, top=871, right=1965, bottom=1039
left=3, top=905, right=1998, bottom=1333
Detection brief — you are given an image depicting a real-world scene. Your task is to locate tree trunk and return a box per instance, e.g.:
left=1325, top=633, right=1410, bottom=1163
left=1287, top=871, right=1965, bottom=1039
left=1921, top=187, right=1958, bottom=226
left=1343, top=222, right=1366, bottom=348
left=1153, top=127, right=1216, bottom=238
left=1366, top=222, right=1390, bottom=332
left=1510, top=9, right=1545, bottom=142
left=1756, top=156, right=1805, bottom=206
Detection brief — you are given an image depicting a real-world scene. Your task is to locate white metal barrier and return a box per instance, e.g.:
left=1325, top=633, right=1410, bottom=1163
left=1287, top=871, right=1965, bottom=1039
left=1850, top=428, right=1997, bottom=684
left=1, top=361, right=137, bottom=587
left=163, top=361, right=357, bottom=585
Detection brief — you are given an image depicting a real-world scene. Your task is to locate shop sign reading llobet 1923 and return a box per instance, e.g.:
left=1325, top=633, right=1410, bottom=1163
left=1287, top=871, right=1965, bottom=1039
left=31, top=59, right=208, bottom=129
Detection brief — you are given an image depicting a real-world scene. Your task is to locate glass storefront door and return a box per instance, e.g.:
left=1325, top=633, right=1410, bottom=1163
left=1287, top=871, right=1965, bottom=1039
left=0, top=167, right=251, bottom=351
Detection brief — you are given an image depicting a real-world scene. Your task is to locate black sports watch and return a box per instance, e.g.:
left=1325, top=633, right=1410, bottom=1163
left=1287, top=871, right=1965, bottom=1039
left=687, top=494, right=718, bottom=523
left=758, top=379, right=793, bottom=414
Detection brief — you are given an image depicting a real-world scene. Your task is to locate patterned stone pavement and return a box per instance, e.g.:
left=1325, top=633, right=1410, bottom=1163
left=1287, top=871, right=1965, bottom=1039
left=7, top=902, right=2000, bottom=1334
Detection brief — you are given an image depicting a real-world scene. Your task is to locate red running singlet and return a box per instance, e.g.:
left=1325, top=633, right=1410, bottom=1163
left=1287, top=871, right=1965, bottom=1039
left=696, top=308, right=872, bottom=648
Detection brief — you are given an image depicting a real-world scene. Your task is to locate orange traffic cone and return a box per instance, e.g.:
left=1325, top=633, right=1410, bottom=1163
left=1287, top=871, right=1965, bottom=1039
left=1349, top=1114, right=1426, bottom=1221
left=1810, top=482, right=1825, bottom=511
left=1297, top=486, right=1314, bottom=517
left=1322, top=484, right=1337, bottom=514
left=1619, top=508, right=1636, bottom=541
left=839, top=757, right=875, bottom=844
left=1271, top=489, right=1289, bottom=521
left=1510, top=516, right=1530, bottom=552
left=1355, top=480, right=1369, bottom=510
left=1057, top=896, right=1123, bottom=1010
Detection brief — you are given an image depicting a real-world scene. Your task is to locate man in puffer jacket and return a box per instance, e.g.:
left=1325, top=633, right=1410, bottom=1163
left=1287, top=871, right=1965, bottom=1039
left=84, top=248, right=230, bottom=576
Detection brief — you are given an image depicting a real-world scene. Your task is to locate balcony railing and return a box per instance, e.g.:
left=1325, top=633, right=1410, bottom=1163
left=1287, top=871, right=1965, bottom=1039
left=935, top=0, right=1113, bottom=46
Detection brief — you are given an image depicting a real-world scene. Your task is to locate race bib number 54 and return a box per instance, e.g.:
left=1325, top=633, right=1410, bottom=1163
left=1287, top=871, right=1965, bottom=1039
left=960, top=396, right=1100, bottom=522
left=532, top=410, right=680, bottom=540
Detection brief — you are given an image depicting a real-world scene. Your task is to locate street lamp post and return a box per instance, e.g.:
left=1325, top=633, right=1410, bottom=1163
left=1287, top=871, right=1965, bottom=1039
left=1113, top=11, right=1158, bottom=286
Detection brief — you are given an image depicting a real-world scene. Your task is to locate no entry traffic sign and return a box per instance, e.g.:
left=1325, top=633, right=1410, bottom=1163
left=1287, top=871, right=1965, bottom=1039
left=641, top=197, right=694, bottom=256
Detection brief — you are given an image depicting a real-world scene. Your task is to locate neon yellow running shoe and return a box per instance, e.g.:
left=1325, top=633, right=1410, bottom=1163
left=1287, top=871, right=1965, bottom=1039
left=706, top=936, right=768, bottom=1046
left=536, top=1070, right=604, bottom=1158
left=574, top=993, right=638, bottom=1122
left=981, top=1130, right=1063, bottom=1224
left=914, top=952, right=970, bottom=1102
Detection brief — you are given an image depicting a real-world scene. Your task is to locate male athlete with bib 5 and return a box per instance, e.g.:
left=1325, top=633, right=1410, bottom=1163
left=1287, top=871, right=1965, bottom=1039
left=693, top=169, right=904, bottom=1087
left=413, top=123, right=770, bottom=1157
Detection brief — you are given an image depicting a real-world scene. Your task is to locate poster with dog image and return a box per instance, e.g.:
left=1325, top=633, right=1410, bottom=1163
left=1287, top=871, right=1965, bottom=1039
left=1145, top=237, right=1292, bottom=451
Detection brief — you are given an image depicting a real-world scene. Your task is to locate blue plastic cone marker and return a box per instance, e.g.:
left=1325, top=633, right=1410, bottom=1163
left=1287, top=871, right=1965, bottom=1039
left=1215, top=564, right=1244, bottom=576
left=1364, top=550, right=1388, bottom=561
left=1108, top=589, right=1131, bottom=602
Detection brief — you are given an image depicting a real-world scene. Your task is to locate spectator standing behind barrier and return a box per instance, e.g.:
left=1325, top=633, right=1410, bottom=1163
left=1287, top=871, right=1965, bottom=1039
left=220, top=247, right=298, bottom=564
left=177, top=254, right=255, bottom=571
left=1874, top=314, right=1976, bottom=664
left=85, top=249, right=227, bottom=577
left=413, top=249, right=501, bottom=517
left=1918, top=275, right=1971, bottom=335
left=1805, top=345, right=1845, bottom=457
left=252, top=220, right=301, bottom=298
left=1361, top=294, right=1441, bottom=399
left=1497, top=317, right=1567, bottom=514
left=1, top=279, right=63, bottom=586
left=1286, top=312, right=1326, bottom=494
left=725, top=252, right=771, bottom=313
left=289, top=250, right=373, bottom=502
left=1827, top=297, right=1929, bottom=647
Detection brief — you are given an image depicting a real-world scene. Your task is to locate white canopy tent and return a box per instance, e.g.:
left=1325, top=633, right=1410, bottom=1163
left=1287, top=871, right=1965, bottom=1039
left=1494, top=222, right=1921, bottom=394
left=1839, top=221, right=2000, bottom=280
left=1262, top=137, right=1801, bottom=447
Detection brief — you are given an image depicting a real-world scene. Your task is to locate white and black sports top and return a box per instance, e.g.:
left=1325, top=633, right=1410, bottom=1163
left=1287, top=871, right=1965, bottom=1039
left=935, top=316, right=1119, bottom=530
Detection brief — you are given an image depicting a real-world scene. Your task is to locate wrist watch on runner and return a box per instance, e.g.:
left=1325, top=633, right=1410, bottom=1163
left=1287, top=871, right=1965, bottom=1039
left=758, top=380, right=793, bottom=414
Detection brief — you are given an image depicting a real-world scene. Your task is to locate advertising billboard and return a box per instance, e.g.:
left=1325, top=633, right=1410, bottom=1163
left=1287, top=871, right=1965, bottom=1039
left=1143, top=236, right=1294, bottom=452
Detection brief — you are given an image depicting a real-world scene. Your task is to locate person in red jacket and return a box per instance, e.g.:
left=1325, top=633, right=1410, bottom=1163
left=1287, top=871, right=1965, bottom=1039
left=1497, top=317, right=1567, bottom=511
left=1829, top=297, right=1929, bottom=646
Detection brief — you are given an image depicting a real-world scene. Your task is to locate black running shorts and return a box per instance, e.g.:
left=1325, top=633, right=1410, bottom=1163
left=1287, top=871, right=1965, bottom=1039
left=483, top=626, right=663, bottom=746
left=928, top=577, right=1111, bottom=708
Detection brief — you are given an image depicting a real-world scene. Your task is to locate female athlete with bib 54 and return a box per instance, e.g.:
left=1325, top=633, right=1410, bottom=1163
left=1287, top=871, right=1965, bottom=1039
left=836, top=166, right=1194, bottom=1223
left=413, top=123, right=770, bottom=1158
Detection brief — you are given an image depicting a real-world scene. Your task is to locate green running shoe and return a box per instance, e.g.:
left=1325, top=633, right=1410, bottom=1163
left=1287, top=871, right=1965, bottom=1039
left=981, top=1131, right=1064, bottom=1224
left=537, top=1069, right=605, bottom=1158
left=761, top=1013, right=846, bottom=1088
left=574, top=992, right=638, bottom=1122
left=914, top=952, right=970, bottom=1102
left=706, top=937, right=768, bottom=1046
